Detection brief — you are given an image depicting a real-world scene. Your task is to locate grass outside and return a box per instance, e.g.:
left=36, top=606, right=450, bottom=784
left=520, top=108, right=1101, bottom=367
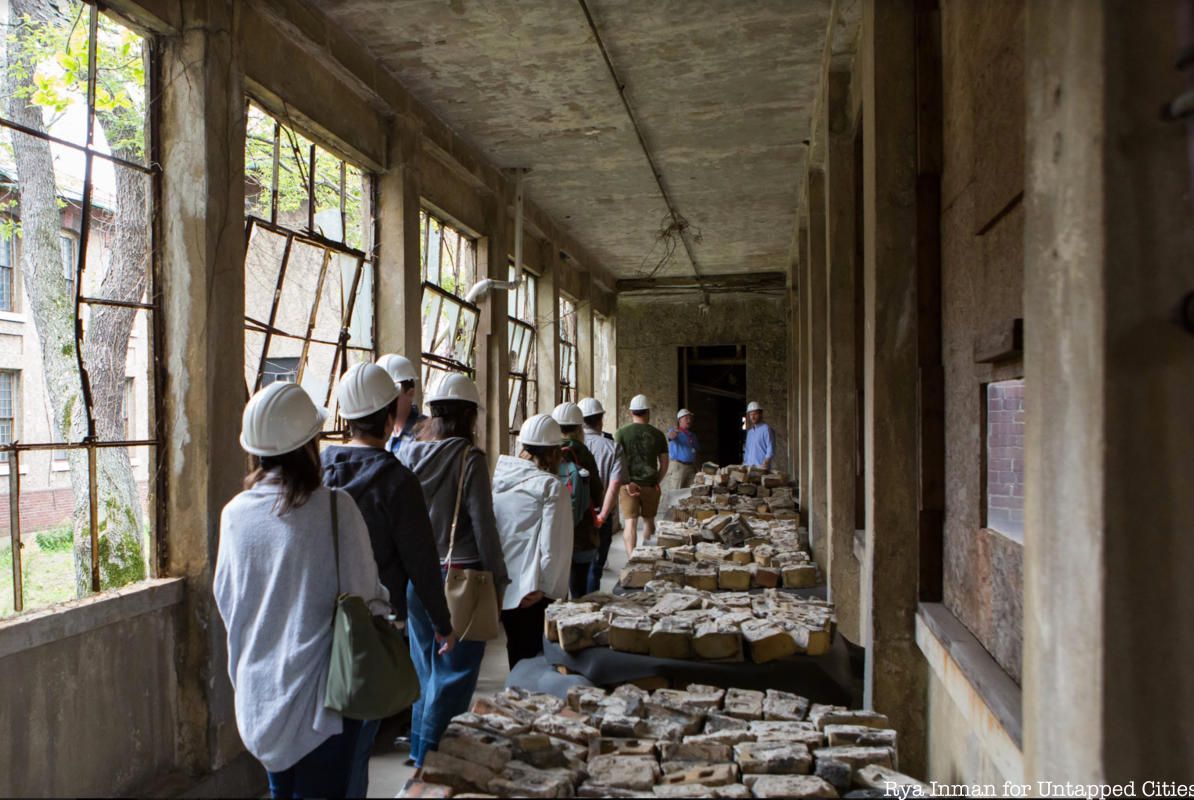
left=0, top=534, right=77, bottom=618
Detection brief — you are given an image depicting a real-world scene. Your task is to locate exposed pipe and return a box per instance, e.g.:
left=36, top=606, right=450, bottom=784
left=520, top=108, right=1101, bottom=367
left=464, top=169, right=527, bottom=304
left=576, top=0, right=705, bottom=290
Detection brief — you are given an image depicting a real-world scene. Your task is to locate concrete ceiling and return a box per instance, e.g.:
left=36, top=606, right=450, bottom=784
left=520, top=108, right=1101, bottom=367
left=318, top=0, right=831, bottom=279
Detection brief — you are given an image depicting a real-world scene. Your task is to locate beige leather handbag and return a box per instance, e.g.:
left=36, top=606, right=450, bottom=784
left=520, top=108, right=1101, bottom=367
left=443, top=447, right=500, bottom=642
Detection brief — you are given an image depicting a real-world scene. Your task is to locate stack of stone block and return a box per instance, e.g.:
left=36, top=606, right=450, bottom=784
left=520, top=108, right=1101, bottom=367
left=620, top=514, right=818, bottom=591
left=545, top=585, right=835, bottom=662
left=673, top=464, right=799, bottom=523
left=416, top=684, right=925, bottom=798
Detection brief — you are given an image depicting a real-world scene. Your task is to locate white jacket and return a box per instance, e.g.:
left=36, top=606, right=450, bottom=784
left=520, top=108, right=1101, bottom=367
left=491, top=454, right=573, bottom=610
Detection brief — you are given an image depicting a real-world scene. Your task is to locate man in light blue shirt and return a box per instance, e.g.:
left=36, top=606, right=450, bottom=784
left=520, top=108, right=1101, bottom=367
left=742, top=400, right=775, bottom=470
left=666, top=408, right=699, bottom=490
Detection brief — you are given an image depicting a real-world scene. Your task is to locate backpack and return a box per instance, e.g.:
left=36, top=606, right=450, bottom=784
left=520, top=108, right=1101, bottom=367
left=558, top=457, right=590, bottom=527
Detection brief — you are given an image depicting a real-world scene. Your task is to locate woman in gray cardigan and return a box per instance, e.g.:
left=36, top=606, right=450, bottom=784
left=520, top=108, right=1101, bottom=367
left=215, top=382, right=388, bottom=798
left=398, top=373, right=509, bottom=771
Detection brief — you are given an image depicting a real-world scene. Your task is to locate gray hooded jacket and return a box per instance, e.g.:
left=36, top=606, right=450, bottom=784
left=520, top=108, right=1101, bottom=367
left=399, top=437, right=509, bottom=592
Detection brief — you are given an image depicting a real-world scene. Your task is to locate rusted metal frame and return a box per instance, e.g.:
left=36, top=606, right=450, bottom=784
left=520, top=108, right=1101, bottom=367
left=0, top=118, right=155, bottom=176
left=87, top=443, right=99, bottom=592
left=77, top=296, right=155, bottom=311
left=421, top=352, right=475, bottom=377
left=9, top=446, right=23, bottom=612
left=245, top=317, right=342, bottom=349
left=339, top=160, right=347, bottom=246
left=252, top=222, right=295, bottom=392
left=146, top=32, right=166, bottom=578
left=1, top=439, right=158, bottom=455
left=295, top=247, right=334, bottom=385
left=270, top=119, right=280, bottom=226
left=420, top=210, right=431, bottom=282
left=306, top=143, right=316, bottom=235
left=245, top=215, right=370, bottom=261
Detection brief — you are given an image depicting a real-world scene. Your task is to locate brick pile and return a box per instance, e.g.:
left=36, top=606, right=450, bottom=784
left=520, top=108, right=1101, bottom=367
left=671, top=464, right=799, bottom=523
left=414, top=684, right=926, bottom=798
left=546, top=585, right=834, bottom=662
left=619, top=514, right=817, bottom=591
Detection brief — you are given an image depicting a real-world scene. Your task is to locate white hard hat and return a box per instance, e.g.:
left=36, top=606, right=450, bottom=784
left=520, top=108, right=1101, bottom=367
left=336, top=363, right=400, bottom=420
left=375, top=353, right=418, bottom=385
left=629, top=394, right=650, bottom=412
left=425, top=372, right=481, bottom=406
left=240, top=382, right=328, bottom=457
left=747, top=401, right=763, bottom=413
left=519, top=414, right=564, bottom=448
left=578, top=397, right=604, bottom=417
left=552, top=401, right=585, bottom=427
left=677, top=408, right=693, bottom=420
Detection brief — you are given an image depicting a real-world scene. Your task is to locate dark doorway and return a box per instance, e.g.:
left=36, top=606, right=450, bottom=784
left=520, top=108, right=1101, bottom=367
left=679, top=345, right=747, bottom=467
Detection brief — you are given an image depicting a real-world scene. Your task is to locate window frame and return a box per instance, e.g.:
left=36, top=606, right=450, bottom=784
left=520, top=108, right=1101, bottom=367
left=418, top=208, right=480, bottom=386
left=507, top=264, right=538, bottom=435
left=558, top=294, right=579, bottom=403
left=0, top=230, right=14, bottom=313
left=0, top=370, right=18, bottom=464
left=0, top=0, right=165, bottom=613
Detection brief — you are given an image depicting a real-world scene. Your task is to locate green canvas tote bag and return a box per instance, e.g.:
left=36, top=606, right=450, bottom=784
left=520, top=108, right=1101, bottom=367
left=324, top=490, right=420, bottom=719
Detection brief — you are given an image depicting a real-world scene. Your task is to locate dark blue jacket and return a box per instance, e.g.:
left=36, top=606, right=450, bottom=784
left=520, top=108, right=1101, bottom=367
left=322, top=444, right=452, bottom=635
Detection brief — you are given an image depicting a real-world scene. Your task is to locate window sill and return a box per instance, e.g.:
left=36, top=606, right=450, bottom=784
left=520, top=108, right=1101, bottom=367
left=51, top=461, right=70, bottom=472
left=0, top=311, right=26, bottom=323
left=916, top=602, right=1023, bottom=777
left=0, top=464, right=29, bottom=477
left=0, top=577, right=184, bottom=659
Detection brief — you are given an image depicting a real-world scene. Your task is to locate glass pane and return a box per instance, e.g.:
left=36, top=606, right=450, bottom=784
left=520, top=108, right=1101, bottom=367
left=298, top=341, right=338, bottom=415
left=312, top=250, right=357, bottom=344
left=80, top=308, right=153, bottom=443
left=421, top=288, right=441, bottom=353
left=274, top=240, right=326, bottom=337
left=985, top=380, right=1025, bottom=540
left=451, top=306, right=477, bottom=366
left=244, top=225, right=289, bottom=324
left=245, top=328, right=267, bottom=391
left=508, top=375, right=524, bottom=428
left=347, top=259, right=373, bottom=349
left=433, top=299, right=460, bottom=358
left=1, top=484, right=93, bottom=619
left=244, top=105, right=276, bottom=220
left=96, top=9, right=150, bottom=166
left=79, top=157, right=152, bottom=303
left=312, top=147, right=343, bottom=243
left=424, top=216, right=442, bottom=284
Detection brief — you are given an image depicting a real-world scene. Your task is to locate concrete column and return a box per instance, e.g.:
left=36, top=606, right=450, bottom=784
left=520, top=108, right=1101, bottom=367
left=1023, top=0, right=1194, bottom=783
left=861, top=0, right=927, bottom=776
left=476, top=190, right=511, bottom=463
left=536, top=242, right=561, bottom=408
left=824, top=68, right=862, bottom=645
left=376, top=117, right=423, bottom=386
left=806, top=169, right=829, bottom=574
left=158, top=0, right=245, bottom=773
left=577, top=274, right=594, bottom=399
left=796, top=223, right=810, bottom=523
left=787, top=281, right=801, bottom=484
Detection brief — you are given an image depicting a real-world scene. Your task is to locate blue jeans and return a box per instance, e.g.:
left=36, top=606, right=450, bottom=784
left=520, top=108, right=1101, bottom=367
left=407, top=577, right=487, bottom=767
left=570, top=550, right=596, bottom=599
left=587, top=519, right=615, bottom=594
left=346, top=718, right=379, bottom=798
left=266, top=718, right=363, bottom=799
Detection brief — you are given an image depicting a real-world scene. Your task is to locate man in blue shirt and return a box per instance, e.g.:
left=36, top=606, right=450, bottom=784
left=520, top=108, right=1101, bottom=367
left=742, top=400, right=775, bottom=470
left=376, top=354, right=426, bottom=457
left=666, top=408, right=699, bottom=490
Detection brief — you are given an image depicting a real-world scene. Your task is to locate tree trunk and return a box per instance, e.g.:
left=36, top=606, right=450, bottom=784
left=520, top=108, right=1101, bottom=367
left=5, top=0, right=146, bottom=595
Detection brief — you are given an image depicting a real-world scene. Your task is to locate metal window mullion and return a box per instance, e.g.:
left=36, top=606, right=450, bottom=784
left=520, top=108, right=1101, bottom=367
left=0, top=118, right=155, bottom=175
left=307, top=144, right=316, bottom=235
left=296, top=247, right=334, bottom=384
left=270, top=120, right=280, bottom=225
left=9, top=446, right=22, bottom=613
left=88, top=443, right=99, bottom=592
left=326, top=255, right=366, bottom=408
left=253, top=226, right=295, bottom=392
left=339, top=160, right=347, bottom=246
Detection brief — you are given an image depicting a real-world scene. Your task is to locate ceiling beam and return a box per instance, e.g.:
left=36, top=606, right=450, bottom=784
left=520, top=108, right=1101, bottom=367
left=617, top=272, right=787, bottom=294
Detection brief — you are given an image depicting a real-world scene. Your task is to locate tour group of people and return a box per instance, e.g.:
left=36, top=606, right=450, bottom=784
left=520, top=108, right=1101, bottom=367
left=213, top=356, right=777, bottom=797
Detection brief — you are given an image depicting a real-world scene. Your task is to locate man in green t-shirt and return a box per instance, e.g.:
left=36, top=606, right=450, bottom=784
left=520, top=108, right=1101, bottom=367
left=613, top=394, right=670, bottom=555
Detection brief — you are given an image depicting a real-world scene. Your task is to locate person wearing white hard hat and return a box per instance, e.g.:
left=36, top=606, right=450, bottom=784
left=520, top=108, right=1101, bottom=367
left=664, top=408, right=699, bottom=491
left=322, top=363, right=457, bottom=795
left=552, top=402, right=605, bottom=599
left=397, top=372, right=507, bottom=770
left=579, top=397, right=625, bottom=593
left=742, top=400, right=775, bottom=470
left=376, top=354, right=425, bottom=457
left=614, top=395, right=670, bottom=554
left=491, top=414, right=573, bottom=668
left=215, top=382, right=388, bottom=797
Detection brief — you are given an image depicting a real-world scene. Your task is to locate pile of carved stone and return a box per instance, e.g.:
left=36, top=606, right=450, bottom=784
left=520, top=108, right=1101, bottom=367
left=672, top=464, right=799, bottom=522
left=620, top=515, right=817, bottom=591
left=418, top=684, right=925, bottom=798
left=545, top=585, right=834, bottom=662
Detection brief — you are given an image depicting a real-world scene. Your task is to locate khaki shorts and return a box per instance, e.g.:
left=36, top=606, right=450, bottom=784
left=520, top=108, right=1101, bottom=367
left=619, top=483, right=662, bottom=520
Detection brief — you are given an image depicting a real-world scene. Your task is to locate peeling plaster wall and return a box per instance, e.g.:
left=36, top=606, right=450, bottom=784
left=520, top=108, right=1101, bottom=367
left=939, top=0, right=1026, bottom=683
left=615, top=292, right=789, bottom=474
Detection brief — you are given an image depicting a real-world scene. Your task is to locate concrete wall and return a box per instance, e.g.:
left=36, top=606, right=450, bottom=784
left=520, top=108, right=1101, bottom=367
left=615, top=292, right=789, bottom=474
left=0, top=580, right=182, bottom=797
left=939, top=0, right=1026, bottom=683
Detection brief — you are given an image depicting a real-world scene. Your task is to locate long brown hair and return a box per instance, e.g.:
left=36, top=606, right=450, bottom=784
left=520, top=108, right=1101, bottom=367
left=245, top=438, right=322, bottom=515
left=416, top=400, right=478, bottom=444
left=521, top=444, right=562, bottom=473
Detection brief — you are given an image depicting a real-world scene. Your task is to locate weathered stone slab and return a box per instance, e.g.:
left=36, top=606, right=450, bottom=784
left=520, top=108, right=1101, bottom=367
left=811, top=708, right=890, bottom=730
left=645, top=702, right=705, bottom=736
left=619, top=564, right=654, bottom=589
left=823, top=724, right=898, bottom=749
left=577, top=783, right=642, bottom=798
left=595, top=737, right=657, bottom=757
left=748, top=721, right=825, bottom=748
left=717, top=564, right=752, bottom=591
left=683, top=729, right=757, bottom=746
left=684, top=563, right=719, bottom=591
left=723, top=688, right=765, bottom=720
left=454, top=711, right=532, bottom=738
left=764, top=689, right=810, bottom=721
left=557, top=612, right=608, bottom=653
left=531, top=713, right=600, bottom=746
left=693, top=617, right=745, bottom=661
left=741, top=619, right=798, bottom=663
left=750, top=564, right=782, bottom=588
left=659, top=762, right=739, bottom=787
left=733, top=741, right=812, bottom=774
left=566, top=685, right=607, bottom=715
left=488, top=760, right=574, bottom=798
left=705, top=712, right=750, bottom=732
left=649, top=618, right=695, bottom=660
left=812, top=745, right=894, bottom=770
left=854, top=765, right=929, bottom=794
left=781, top=563, right=819, bottom=589
left=608, top=615, right=653, bottom=654
left=658, top=739, right=734, bottom=763
left=585, top=754, right=661, bottom=791
left=438, top=724, right=514, bottom=771
left=422, top=750, right=496, bottom=793
left=747, top=774, right=839, bottom=798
